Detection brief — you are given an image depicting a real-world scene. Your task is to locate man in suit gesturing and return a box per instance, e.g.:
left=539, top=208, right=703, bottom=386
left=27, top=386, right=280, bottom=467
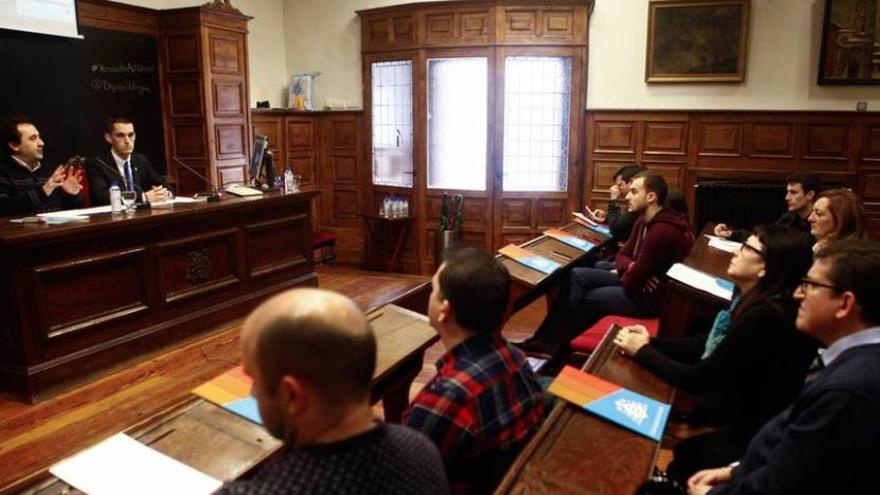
left=88, top=116, right=170, bottom=205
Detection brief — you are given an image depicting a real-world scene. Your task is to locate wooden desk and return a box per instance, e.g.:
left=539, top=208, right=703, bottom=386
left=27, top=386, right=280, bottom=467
left=659, top=224, right=734, bottom=338
left=500, top=223, right=610, bottom=313
left=496, top=325, right=675, bottom=495
left=0, top=192, right=318, bottom=403
left=16, top=304, right=437, bottom=493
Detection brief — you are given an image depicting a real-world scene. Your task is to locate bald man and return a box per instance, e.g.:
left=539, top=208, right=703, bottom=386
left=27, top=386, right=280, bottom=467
left=217, top=288, right=449, bottom=495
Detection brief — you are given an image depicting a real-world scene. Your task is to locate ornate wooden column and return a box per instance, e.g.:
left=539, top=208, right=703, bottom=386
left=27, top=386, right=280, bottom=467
left=158, top=1, right=252, bottom=194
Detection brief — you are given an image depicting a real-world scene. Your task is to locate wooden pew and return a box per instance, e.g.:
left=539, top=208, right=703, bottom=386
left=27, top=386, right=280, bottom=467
left=496, top=324, right=675, bottom=494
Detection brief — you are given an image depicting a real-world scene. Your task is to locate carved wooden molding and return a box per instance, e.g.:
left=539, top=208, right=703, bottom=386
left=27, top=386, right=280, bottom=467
left=202, top=0, right=243, bottom=15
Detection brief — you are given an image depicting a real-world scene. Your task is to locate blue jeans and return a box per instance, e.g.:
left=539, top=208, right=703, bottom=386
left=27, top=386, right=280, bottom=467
left=533, top=265, right=659, bottom=351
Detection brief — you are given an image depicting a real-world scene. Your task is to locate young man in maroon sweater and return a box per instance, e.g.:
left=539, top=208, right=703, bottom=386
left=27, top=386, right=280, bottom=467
left=517, top=171, right=694, bottom=357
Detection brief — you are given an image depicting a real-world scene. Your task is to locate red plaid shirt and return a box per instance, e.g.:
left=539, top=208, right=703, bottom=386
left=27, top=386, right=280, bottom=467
left=403, top=333, right=544, bottom=493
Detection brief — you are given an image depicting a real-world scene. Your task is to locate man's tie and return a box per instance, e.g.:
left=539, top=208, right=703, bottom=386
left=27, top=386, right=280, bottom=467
left=123, top=160, right=134, bottom=192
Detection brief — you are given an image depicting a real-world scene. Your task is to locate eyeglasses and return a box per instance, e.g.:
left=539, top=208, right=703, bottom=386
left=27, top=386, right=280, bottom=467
left=739, top=243, right=764, bottom=258
left=799, top=277, right=840, bottom=293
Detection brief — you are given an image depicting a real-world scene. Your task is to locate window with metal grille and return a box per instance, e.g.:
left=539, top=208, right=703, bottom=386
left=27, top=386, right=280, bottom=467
left=502, top=56, right=572, bottom=192
left=371, top=60, right=413, bottom=187
left=427, top=57, right=487, bottom=191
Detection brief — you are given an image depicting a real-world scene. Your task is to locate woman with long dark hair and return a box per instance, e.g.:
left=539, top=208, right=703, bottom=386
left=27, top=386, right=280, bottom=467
left=614, top=224, right=817, bottom=483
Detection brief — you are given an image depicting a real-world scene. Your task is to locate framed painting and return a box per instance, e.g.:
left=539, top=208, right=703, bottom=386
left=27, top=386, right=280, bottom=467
left=818, top=0, right=880, bottom=85
left=646, top=0, right=750, bottom=83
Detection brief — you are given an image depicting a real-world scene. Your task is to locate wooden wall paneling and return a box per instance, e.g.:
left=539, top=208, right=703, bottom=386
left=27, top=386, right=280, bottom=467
left=77, top=0, right=158, bottom=35
left=696, top=120, right=743, bottom=158
left=643, top=120, right=688, bottom=156
left=746, top=122, right=797, bottom=159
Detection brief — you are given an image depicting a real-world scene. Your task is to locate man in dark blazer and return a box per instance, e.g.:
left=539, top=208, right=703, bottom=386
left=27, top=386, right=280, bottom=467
left=688, top=238, right=880, bottom=494
left=88, top=116, right=170, bottom=205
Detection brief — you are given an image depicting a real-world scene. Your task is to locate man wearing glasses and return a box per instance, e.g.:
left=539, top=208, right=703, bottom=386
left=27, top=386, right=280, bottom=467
left=687, top=239, right=880, bottom=494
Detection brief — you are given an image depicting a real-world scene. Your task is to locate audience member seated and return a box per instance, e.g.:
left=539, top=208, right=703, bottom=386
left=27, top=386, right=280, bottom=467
left=403, top=247, right=544, bottom=494
left=0, top=116, right=83, bottom=216
left=614, top=225, right=817, bottom=483
left=88, top=116, right=171, bottom=205
left=588, top=164, right=644, bottom=244
left=218, top=288, right=449, bottom=495
left=518, top=172, right=694, bottom=357
left=809, top=188, right=867, bottom=253
left=664, top=187, right=691, bottom=233
left=687, top=239, right=880, bottom=495
left=714, top=173, right=820, bottom=243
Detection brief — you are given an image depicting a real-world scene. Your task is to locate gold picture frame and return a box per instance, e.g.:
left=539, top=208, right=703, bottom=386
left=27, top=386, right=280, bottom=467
left=646, top=0, right=750, bottom=83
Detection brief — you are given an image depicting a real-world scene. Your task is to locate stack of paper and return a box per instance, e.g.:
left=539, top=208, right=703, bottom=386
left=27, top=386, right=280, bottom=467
left=666, top=263, right=735, bottom=301
left=705, top=235, right=742, bottom=254
left=50, top=433, right=222, bottom=495
left=548, top=366, right=670, bottom=441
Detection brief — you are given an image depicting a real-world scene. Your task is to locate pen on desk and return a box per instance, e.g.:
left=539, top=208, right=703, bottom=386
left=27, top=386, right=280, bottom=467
left=368, top=310, right=384, bottom=321
left=551, top=250, right=572, bottom=261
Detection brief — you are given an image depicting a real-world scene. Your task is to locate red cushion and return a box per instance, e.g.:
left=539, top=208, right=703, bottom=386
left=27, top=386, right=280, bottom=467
left=570, top=315, right=660, bottom=353
left=311, top=231, right=337, bottom=248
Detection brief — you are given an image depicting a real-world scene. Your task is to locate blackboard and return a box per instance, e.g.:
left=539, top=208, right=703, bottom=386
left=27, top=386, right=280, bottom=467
left=0, top=26, right=166, bottom=173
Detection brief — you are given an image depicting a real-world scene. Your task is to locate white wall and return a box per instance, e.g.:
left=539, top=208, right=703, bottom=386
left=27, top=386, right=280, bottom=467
left=587, top=0, right=880, bottom=111
left=114, top=0, right=288, bottom=107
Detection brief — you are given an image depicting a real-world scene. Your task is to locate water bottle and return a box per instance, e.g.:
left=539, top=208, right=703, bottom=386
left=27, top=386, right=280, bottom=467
left=283, top=168, right=294, bottom=194
left=109, top=181, right=122, bottom=213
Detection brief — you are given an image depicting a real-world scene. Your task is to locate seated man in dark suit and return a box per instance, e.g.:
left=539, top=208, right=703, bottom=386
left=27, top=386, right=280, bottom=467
left=0, top=116, right=83, bottom=216
left=403, top=247, right=544, bottom=494
left=714, top=173, right=819, bottom=243
left=688, top=239, right=880, bottom=495
left=218, top=288, right=449, bottom=495
left=88, top=116, right=171, bottom=205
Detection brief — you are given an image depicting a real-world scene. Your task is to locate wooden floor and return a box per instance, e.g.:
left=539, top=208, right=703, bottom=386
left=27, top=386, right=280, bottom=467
left=0, top=265, right=670, bottom=492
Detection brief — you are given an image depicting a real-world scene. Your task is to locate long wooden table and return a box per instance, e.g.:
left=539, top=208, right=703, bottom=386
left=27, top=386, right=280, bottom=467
left=658, top=224, right=734, bottom=338
left=12, top=303, right=437, bottom=494
left=496, top=325, right=675, bottom=494
left=0, top=191, right=318, bottom=403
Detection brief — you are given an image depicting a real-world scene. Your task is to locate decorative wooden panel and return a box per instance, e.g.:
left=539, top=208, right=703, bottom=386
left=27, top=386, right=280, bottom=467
left=501, top=233, right=533, bottom=246
left=329, top=119, right=358, bottom=148
left=289, top=153, right=317, bottom=187
left=643, top=163, right=683, bottom=189
left=218, top=166, right=245, bottom=186
left=501, top=198, right=530, bottom=226
left=425, top=12, right=455, bottom=42
left=169, top=80, right=202, bottom=116
left=165, top=35, right=199, bottom=72
left=594, top=122, right=636, bottom=154
left=462, top=200, right=487, bottom=223
left=215, top=125, right=246, bottom=159
left=332, top=190, right=360, bottom=220
left=287, top=120, right=315, bottom=150
left=542, top=9, right=575, bottom=40
left=392, top=15, right=416, bottom=46
left=33, top=249, right=148, bottom=340
left=698, top=122, right=742, bottom=157
left=461, top=10, right=493, bottom=41
left=502, top=9, right=538, bottom=40
left=330, top=154, right=358, bottom=183
left=594, top=161, right=630, bottom=190
left=536, top=198, right=565, bottom=226
left=366, top=18, right=392, bottom=49
left=77, top=0, right=158, bottom=35
left=747, top=124, right=796, bottom=158
left=209, top=34, right=242, bottom=74
left=643, top=122, right=687, bottom=155
left=213, top=80, right=244, bottom=117
left=252, top=118, right=283, bottom=153
left=863, top=173, right=880, bottom=200
left=863, top=125, right=880, bottom=162
left=158, top=230, right=240, bottom=305
left=172, top=125, right=206, bottom=158
left=245, top=216, right=310, bottom=279
left=802, top=124, right=848, bottom=160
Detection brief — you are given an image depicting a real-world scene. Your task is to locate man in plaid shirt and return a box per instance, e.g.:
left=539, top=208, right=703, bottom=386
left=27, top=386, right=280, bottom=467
left=403, top=247, right=545, bottom=494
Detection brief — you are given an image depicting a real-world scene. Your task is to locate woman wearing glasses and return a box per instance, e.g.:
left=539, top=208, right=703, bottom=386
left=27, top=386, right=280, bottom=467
left=613, top=224, right=817, bottom=484
left=809, top=188, right=867, bottom=253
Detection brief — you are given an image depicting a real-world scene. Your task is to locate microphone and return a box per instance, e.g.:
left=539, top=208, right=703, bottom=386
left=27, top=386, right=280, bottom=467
left=93, top=157, right=138, bottom=192
left=171, top=156, right=221, bottom=202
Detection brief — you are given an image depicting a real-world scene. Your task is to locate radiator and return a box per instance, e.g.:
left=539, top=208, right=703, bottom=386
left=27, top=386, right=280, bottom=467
left=694, top=181, right=787, bottom=234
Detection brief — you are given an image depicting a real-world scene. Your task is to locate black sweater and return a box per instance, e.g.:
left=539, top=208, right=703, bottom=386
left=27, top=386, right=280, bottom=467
left=0, top=155, right=82, bottom=216
left=634, top=297, right=818, bottom=439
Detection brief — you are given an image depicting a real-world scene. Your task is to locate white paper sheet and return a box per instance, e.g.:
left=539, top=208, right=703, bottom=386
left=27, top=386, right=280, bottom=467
left=667, top=263, right=735, bottom=301
left=50, top=433, right=222, bottom=495
left=38, top=205, right=113, bottom=218
left=705, top=235, right=742, bottom=254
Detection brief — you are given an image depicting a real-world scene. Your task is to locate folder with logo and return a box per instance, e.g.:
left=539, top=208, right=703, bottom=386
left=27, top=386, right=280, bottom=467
left=543, top=228, right=596, bottom=252
left=572, top=212, right=612, bottom=238
left=548, top=365, right=670, bottom=441
left=192, top=365, right=263, bottom=425
left=499, top=244, right=561, bottom=275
